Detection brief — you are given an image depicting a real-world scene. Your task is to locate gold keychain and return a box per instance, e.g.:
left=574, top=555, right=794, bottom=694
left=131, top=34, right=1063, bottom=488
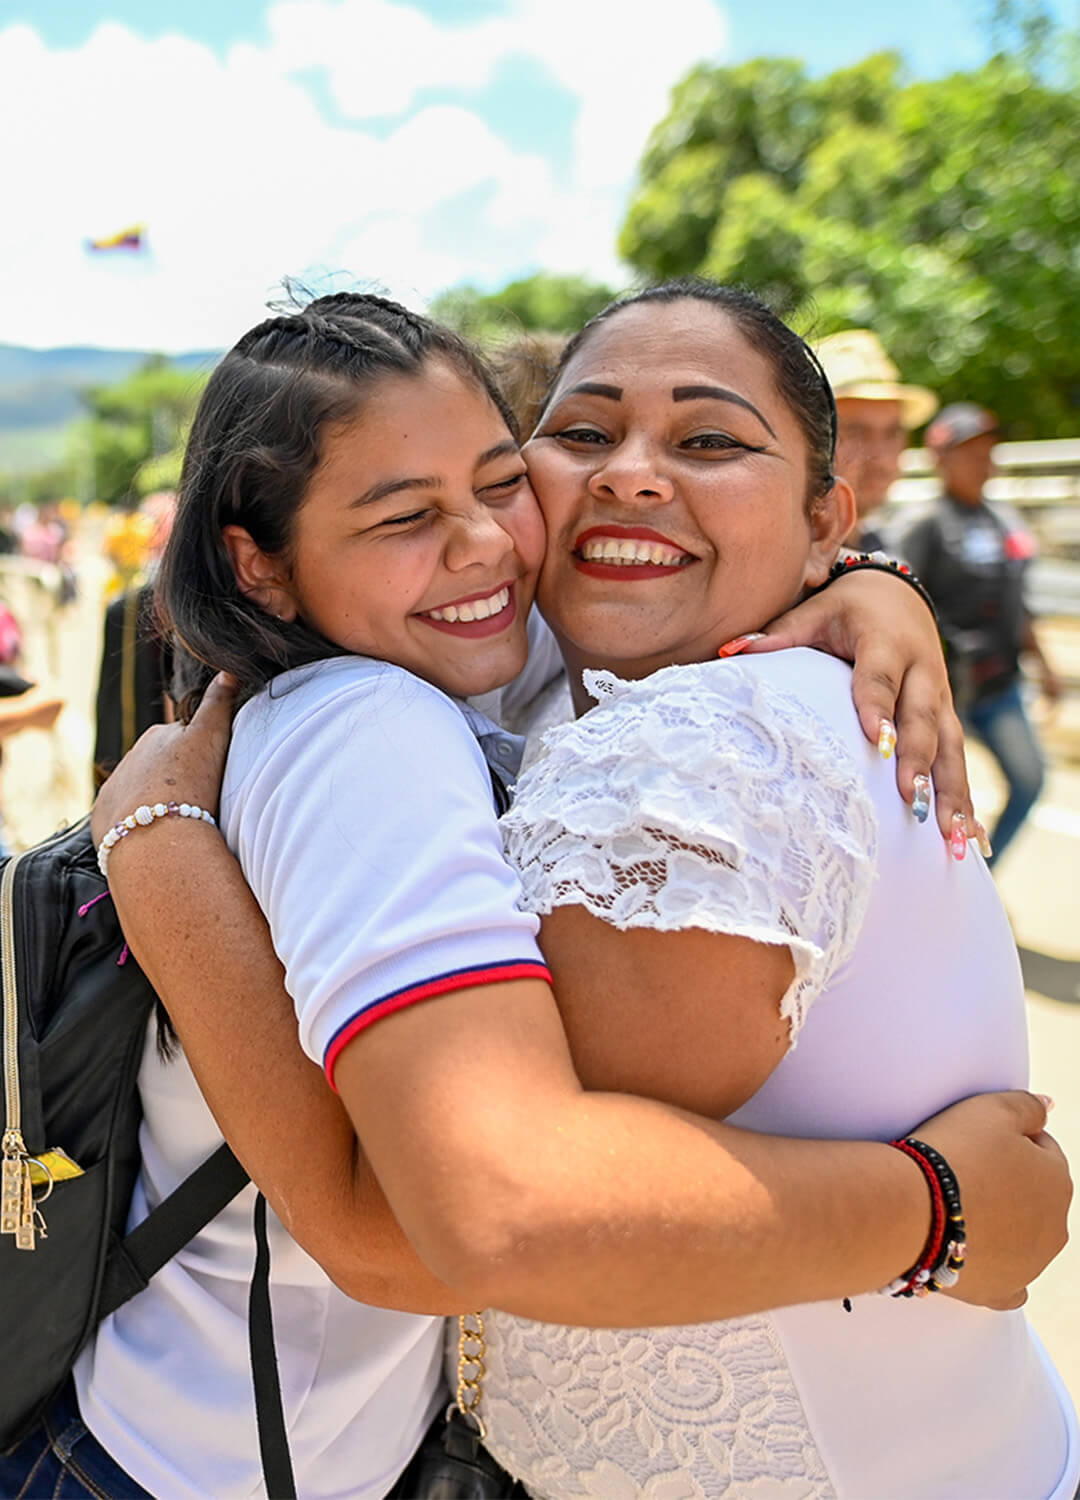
left=0, top=1149, right=24, bottom=1236
left=1, top=1131, right=59, bottom=1250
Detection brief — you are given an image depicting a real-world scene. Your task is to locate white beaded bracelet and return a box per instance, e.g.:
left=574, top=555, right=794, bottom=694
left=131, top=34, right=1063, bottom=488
left=97, top=801, right=217, bottom=877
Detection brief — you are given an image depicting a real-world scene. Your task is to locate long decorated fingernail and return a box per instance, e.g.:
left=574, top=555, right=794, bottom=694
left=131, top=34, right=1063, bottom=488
left=950, top=812, right=967, bottom=861
left=718, top=633, right=766, bottom=658
left=911, top=774, right=931, bottom=823
left=877, top=720, right=897, bottom=759
left=1036, top=1093, right=1056, bottom=1112
left=973, top=819, right=993, bottom=859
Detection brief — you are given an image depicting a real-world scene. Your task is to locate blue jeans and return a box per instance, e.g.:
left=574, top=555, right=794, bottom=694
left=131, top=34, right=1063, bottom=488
left=0, top=1382, right=151, bottom=1500
left=966, top=681, right=1046, bottom=865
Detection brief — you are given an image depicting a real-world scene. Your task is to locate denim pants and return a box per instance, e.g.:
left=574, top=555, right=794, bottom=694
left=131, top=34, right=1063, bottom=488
left=0, top=1382, right=151, bottom=1500
left=966, top=680, right=1046, bottom=865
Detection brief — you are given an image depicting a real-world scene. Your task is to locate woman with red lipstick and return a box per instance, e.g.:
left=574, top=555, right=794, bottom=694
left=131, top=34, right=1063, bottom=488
left=468, top=281, right=1078, bottom=1498
left=49, top=293, right=1068, bottom=1500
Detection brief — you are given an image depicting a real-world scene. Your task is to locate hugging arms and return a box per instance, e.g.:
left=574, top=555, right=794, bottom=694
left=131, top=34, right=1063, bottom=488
left=92, top=604, right=1066, bottom=1326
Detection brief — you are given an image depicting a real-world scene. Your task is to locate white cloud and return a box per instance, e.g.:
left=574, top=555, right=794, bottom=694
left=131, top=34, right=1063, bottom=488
left=0, top=1, right=727, bottom=350
left=266, top=0, right=727, bottom=189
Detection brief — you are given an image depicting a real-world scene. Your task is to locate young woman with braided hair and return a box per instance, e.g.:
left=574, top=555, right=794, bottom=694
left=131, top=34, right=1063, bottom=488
left=11, top=289, right=1066, bottom=1500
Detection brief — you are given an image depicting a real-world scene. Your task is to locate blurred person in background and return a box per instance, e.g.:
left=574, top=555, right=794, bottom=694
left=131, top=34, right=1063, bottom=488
left=94, top=492, right=176, bottom=786
left=103, top=497, right=160, bottom=600
left=817, top=329, right=938, bottom=551
left=19, top=500, right=67, bottom=564
left=899, top=403, right=1062, bottom=866
left=20, top=500, right=78, bottom=603
left=0, top=594, right=63, bottom=853
left=0, top=506, right=18, bottom=555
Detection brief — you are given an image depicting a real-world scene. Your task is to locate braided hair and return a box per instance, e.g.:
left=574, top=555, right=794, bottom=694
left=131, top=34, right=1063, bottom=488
left=159, top=294, right=516, bottom=717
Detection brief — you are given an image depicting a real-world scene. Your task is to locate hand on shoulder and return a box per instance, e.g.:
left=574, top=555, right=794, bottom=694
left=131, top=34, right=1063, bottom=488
left=91, top=673, right=237, bottom=846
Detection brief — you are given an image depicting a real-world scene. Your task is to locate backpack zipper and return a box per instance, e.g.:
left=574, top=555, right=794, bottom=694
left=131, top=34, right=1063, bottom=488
left=1, top=851, right=37, bottom=1249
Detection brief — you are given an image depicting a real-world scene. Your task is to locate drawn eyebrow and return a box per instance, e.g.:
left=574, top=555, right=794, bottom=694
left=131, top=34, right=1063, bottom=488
left=555, top=380, right=776, bottom=441
left=350, top=441, right=522, bottom=508
left=561, top=381, right=623, bottom=401
left=672, top=385, right=777, bottom=440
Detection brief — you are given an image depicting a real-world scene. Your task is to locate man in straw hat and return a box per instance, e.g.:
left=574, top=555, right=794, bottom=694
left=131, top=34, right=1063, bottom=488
left=816, top=329, right=938, bottom=551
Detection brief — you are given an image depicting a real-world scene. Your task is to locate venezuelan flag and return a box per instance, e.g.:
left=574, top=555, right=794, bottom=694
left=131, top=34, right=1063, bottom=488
left=87, top=224, right=146, bottom=252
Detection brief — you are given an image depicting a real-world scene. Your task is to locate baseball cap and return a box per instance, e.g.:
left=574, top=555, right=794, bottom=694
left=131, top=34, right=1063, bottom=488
left=925, top=403, right=1000, bottom=452
left=816, top=330, right=939, bottom=429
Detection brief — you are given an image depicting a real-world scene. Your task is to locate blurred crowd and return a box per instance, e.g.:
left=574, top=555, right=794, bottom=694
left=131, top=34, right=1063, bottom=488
left=0, top=490, right=176, bottom=849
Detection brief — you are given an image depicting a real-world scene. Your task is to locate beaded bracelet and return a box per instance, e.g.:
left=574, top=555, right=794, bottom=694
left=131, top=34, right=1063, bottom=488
left=820, top=550, right=939, bottom=625
left=881, top=1136, right=967, bottom=1299
left=97, top=801, right=216, bottom=877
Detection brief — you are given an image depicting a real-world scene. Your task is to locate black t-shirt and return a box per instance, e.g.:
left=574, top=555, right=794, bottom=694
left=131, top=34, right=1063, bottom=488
left=898, top=494, right=1034, bottom=710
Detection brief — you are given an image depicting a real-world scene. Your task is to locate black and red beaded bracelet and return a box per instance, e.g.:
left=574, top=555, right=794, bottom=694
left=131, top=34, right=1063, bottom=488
left=818, top=550, right=939, bottom=625
left=842, top=1135, right=966, bottom=1311
left=882, top=1137, right=967, bottom=1299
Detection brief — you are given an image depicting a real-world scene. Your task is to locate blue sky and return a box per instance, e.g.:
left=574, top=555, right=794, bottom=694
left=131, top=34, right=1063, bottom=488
left=0, top=0, right=1065, bottom=349
left=0, top=0, right=1039, bottom=72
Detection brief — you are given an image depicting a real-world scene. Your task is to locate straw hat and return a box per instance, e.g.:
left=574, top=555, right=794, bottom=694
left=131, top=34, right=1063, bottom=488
left=816, top=330, right=939, bottom=430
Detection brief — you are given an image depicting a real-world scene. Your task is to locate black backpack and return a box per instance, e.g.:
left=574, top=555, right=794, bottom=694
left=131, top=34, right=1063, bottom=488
left=0, top=819, right=251, bottom=1454
left=1, top=804, right=519, bottom=1500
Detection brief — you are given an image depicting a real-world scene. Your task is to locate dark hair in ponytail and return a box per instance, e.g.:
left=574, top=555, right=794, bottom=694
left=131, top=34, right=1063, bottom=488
left=159, top=292, right=516, bottom=718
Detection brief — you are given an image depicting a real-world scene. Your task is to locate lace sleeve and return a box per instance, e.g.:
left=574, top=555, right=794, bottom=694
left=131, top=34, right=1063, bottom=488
left=501, top=661, right=878, bottom=1039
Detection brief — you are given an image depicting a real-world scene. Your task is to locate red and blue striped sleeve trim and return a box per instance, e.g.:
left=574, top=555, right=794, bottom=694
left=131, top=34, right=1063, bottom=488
left=323, top=958, right=552, bottom=1089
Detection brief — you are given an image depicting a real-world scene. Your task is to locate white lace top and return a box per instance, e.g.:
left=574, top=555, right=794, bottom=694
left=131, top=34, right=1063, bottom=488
left=501, top=658, right=877, bottom=1043
left=462, top=650, right=1077, bottom=1500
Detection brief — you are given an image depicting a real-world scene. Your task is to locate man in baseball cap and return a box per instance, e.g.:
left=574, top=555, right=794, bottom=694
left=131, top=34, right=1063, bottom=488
left=899, top=401, right=1061, bottom=865
left=816, top=330, right=938, bottom=549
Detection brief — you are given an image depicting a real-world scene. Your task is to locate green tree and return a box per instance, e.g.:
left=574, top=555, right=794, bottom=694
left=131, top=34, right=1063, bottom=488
left=79, top=357, right=208, bottom=506
left=619, top=18, right=1080, bottom=437
left=431, top=272, right=618, bottom=341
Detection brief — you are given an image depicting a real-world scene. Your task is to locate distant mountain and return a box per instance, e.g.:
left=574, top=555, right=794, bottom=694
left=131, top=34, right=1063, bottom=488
left=0, top=344, right=220, bottom=432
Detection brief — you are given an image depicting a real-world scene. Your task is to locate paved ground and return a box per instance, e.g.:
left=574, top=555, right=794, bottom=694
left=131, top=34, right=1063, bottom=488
left=6, top=531, right=1080, bottom=1406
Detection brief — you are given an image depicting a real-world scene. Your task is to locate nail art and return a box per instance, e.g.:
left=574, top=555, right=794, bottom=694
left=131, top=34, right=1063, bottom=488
left=911, top=774, right=931, bottom=823
left=877, top=720, right=897, bottom=759
left=1036, top=1093, right=1056, bottom=1112
left=973, top=820, right=993, bottom=859
left=950, top=812, right=967, bottom=861
left=717, top=633, right=766, bottom=658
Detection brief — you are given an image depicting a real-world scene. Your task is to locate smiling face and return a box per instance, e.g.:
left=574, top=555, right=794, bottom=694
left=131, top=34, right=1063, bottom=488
left=525, top=299, right=853, bottom=692
left=228, top=359, right=545, bottom=701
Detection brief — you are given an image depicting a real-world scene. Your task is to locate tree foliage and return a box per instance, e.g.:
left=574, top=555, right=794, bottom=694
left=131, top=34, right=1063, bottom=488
left=431, top=272, right=617, bottom=342
left=78, top=357, right=207, bottom=506
left=619, top=15, right=1080, bottom=437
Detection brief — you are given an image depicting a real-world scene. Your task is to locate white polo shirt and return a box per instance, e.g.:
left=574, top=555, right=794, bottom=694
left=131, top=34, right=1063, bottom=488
left=76, top=655, right=548, bottom=1500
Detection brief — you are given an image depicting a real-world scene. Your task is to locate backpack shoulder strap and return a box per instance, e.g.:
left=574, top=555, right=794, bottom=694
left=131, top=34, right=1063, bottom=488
left=98, top=1142, right=249, bottom=1319
left=250, top=1193, right=297, bottom=1498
